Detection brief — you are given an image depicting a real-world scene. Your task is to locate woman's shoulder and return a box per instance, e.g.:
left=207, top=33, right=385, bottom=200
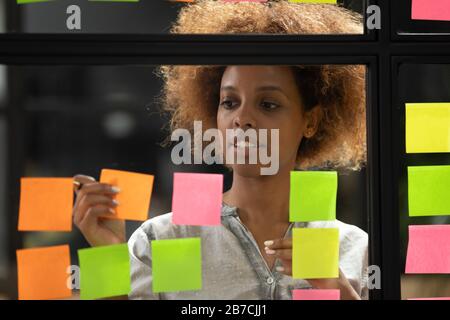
left=139, top=212, right=174, bottom=234
left=130, top=203, right=236, bottom=244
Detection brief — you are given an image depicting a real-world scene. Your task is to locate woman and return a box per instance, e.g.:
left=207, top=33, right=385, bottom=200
left=73, top=1, right=368, bottom=300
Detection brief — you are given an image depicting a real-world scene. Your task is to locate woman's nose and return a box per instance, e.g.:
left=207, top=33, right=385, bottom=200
left=232, top=106, right=256, bottom=129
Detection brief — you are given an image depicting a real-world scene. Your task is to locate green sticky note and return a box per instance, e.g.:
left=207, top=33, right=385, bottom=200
left=78, top=244, right=131, bottom=300
left=408, top=166, right=450, bottom=217
left=152, top=238, right=202, bottom=293
left=88, top=0, right=139, bottom=2
left=292, top=228, right=339, bottom=279
left=289, top=171, right=337, bottom=222
left=17, top=0, right=54, bottom=4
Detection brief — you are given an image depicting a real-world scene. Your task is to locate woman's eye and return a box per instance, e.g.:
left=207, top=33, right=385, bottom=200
left=219, top=99, right=236, bottom=109
left=261, top=101, right=279, bottom=110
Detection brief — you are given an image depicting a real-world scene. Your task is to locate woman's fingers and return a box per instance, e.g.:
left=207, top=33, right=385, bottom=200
left=275, top=261, right=292, bottom=276
left=265, top=246, right=292, bottom=276
left=265, top=248, right=292, bottom=260
left=76, top=182, right=120, bottom=201
left=72, top=174, right=126, bottom=247
left=263, top=238, right=293, bottom=276
left=77, top=205, right=116, bottom=230
left=77, top=194, right=119, bottom=214
left=74, top=193, right=119, bottom=225
left=73, top=175, right=96, bottom=194
left=264, top=238, right=292, bottom=250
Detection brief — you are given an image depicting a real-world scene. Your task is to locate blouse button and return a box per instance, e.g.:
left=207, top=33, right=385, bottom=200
left=266, top=277, right=274, bottom=285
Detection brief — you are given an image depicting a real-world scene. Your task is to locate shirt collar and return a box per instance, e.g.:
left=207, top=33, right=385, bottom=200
left=221, top=202, right=238, bottom=217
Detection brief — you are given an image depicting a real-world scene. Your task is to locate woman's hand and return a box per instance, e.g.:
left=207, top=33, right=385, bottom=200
left=264, top=238, right=361, bottom=300
left=73, top=174, right=126, bottom=247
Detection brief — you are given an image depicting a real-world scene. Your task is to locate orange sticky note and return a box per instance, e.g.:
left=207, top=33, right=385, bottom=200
left=99, top=169, right=154, bottom=221
left=18, top=178, right=74, bottom=232
left=17, top=245, right=72, bottom=300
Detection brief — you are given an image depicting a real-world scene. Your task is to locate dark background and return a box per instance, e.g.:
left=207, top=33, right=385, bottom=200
left=397, top=64, right=450, bottom=299
left=0, top=0, right=365, bottom=299
left=0, top=0, right=449, bottom=300
left=8, top=0, right=365, bottom=34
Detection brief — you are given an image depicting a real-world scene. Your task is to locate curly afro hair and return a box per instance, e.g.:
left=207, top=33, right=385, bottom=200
left=159, top=0, right=366, bottom=171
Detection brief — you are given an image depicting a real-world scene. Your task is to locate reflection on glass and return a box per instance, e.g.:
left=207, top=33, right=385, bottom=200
left=0, top=118, right=7, bottom=280
left=0, top=1, right=5, bottom=33
left=0, top=66, right=6, bottom=107
left=4, top=0, right=365, bottom=34
left=2, top=63, right=369, bottom=300
left=396, top=0, right=450, bottom=35
left=398, top=64, right=450, bottom=300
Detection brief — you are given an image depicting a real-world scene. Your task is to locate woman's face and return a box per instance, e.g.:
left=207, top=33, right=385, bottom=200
left=217, top=65, right=318, bottom=177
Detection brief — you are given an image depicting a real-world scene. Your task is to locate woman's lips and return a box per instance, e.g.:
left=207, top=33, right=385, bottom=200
left=235, top=141, right=257, bottom=148
left=228, top=140, right=267, bottom=149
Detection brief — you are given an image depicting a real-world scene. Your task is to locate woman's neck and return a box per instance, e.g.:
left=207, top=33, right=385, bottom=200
left=223, top=166, right=292, bottom=225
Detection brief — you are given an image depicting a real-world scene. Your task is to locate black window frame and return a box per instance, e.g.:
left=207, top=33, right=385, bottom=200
left=1, top=0, right=450, bottom=300
left=392, top=0, right=450, bottom=40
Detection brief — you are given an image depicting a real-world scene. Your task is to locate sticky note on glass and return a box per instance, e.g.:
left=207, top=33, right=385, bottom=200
left=405, top=225, right=450, bottom=274
left=222, top=0, right=267, bottom=3
left=88, top=0, right=139, bottom=2
left=99, top=169, right=154, bottom=221
left=293, top=289, right=340, bottom=300
left=292, top=228, right=339, bottom=279
left=289, top=0, right=337, bottom=3
left=152, top=238, right=202, bottom=293
left=406, top=103, right=450, bottom=153
left=289, top=171, right=337, bottom=222
left=78, top=244, right=131, bottom=300
left=17, top=245, right=72, bottom=300
left=89, top=0, right=139, bottom=2
left=408, top=166, right=450, bottom=217
left=17, top=0, right=53, bottom=4
left=172, top=173, right=223, bottom=226
left=409, top=297, right=450, bottom=300
left=412, top=0, right=450, bottom=21
left=18, top=178, right=73, bottom=232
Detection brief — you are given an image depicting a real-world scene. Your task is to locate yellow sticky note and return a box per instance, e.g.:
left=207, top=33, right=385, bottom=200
left=17, top=245, right=72, bottom=300
left=18, top=178, right=74, bottom=232
left=406, top=103, right=450, bottom=153
left=292, top=228, right=339, bottom=279
left=99, top=169, right=154, bottom=221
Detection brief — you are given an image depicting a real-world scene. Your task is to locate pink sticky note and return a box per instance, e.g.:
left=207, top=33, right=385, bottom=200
left=293, top=289, right=340, bottom=300
left=222, top=0, right=267, bottom=2
left=405, top=225, right=450, bottom=274
left=172, top=173, right=223, bottom=226
left=408, top=297, right=450, bottom=300
left=412, top=0, right=450, bottom=21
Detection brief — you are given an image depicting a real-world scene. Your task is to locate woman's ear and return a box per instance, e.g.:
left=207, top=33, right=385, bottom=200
left=304, top=105, right=322, bottom=139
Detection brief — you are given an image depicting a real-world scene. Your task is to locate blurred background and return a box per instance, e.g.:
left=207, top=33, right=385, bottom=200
left=0, top=0, right=448, bottom=301
left=1, top=0, right=365, bottom=34
left=0, top=0, right=367, bottom=300
left=0, top=62, right=369, bottom=299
